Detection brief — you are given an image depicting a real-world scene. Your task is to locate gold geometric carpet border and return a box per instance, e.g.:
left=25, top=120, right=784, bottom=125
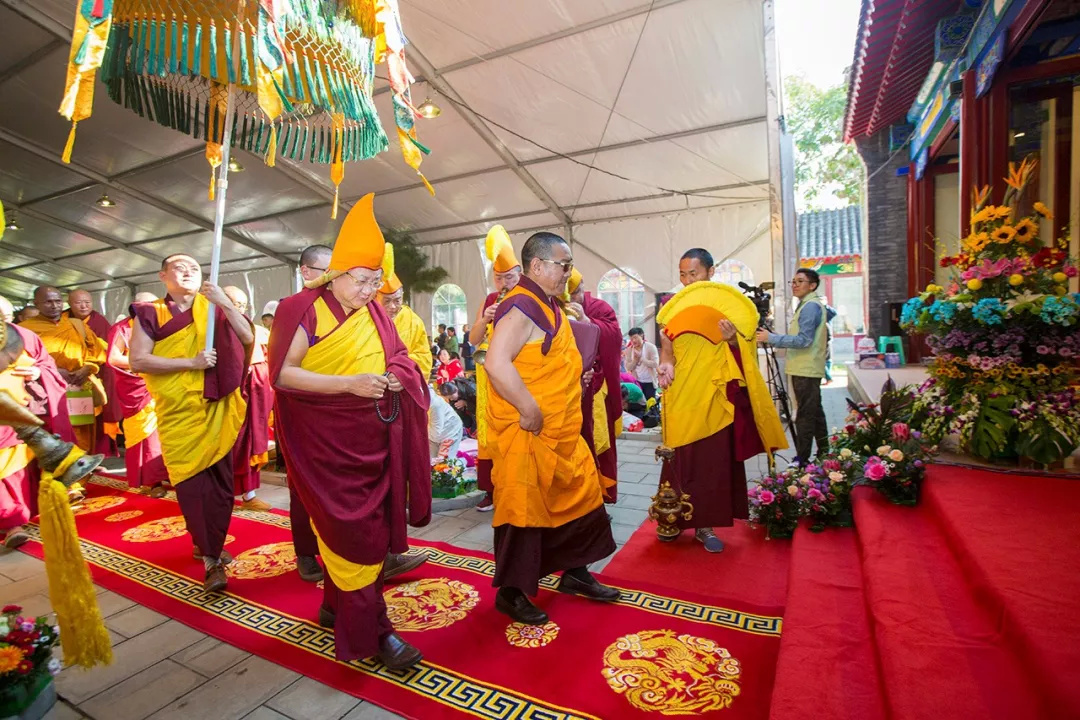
left=22, top=525, right=593, bottom=720
left=87, top=476, right=782, bottom=638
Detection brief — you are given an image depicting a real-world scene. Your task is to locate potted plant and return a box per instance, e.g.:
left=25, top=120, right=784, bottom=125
left=0, top=606, right=61, bottom=720
left=431, top=458, right=474, bottom=499
left=748, top=468, right=805, bottom=539
left=856, top=424, right=936, bottom=506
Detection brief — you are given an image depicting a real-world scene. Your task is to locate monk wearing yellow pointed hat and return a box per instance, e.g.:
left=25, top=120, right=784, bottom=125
left=269, top=193, right=431, bottom=669
left=377, top=272, right=433, bottom=379
left=467, top=225, right=521, bottom=512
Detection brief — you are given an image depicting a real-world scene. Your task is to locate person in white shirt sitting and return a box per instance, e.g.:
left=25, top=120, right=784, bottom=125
left=428, top=386, right=464, bottom=461
left=622, top=327, right=659, bottom=400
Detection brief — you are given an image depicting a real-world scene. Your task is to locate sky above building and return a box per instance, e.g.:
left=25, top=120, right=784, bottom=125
left=776, top=0, right=862, bottom=89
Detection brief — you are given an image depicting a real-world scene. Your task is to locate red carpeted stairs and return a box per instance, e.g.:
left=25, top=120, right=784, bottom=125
left=770, top=466, right=1075, bottom=720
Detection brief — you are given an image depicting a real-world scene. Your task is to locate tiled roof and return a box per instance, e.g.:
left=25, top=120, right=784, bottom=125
left=797, top=206, right=863, bottom=260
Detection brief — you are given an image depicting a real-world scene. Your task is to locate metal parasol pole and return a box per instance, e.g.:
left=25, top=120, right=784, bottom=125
left=204, top=0, right=245, bottom=352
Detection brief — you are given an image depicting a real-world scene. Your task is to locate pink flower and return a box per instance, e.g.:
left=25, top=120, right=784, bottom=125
left=1066, top=266, right=1078, bottom=278
left=864, top=458, right=889, bottom=482
left=759, top=490, right=775, bottom=505
left=892, top=423, right=910, bottom=442
left=807, top=488, right=824, bottom=500
left=823, top=459, right=842, bottom=472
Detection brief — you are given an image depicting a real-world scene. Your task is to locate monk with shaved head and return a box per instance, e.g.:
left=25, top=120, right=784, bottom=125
left=129, top=255, right=254, bottom=592
left=106, top=292, right=169, bottom=496
left=223, top=285, right=272, bottom=512
left=66, top=288, right=120, bottom=457
left=20, top=286, right=108, bottom=481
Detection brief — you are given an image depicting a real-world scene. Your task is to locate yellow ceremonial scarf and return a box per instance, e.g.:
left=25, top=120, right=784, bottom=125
left=487, top=285, right=604, bottom=528
left=393, top=305, right=433, bottom=379
left=300, top=298, right=386, bottom=376
left=0, top=353, right=36, bottom=479
left=662, top=333, right=787, bottom=453
left=141, top=295, right=246, bottom=484
left=298, top=296, right=386, bottom=591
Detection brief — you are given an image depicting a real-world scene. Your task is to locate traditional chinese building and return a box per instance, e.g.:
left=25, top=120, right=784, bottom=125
left=796, top=206, right=866, bottom=362
left=845, top=0, right=1079, bottom=350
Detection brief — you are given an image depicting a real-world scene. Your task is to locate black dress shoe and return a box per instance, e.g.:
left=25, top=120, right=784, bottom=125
left=297, top=555, right=324, bottom=583
left=383, top=552, right=427, bottom=581
left=557, top=572, right=620, bottom=602
left=378, top=632, right=423, bottom=671
left=495, top=588, right=549, bottom=625
left=318, top=605, right=335, bottom=629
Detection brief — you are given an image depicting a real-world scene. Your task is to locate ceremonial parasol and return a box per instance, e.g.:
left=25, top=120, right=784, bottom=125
left=58, top=0, right=432, bottom=348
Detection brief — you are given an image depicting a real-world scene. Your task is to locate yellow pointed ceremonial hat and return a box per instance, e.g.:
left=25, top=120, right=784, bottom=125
left=567, top=267, right=583, bottom=294
left=379, top=272, right=403, bottom=295
left=486, top=225, right=520, bottom=273
left=329, top=193, right=386, bottom=273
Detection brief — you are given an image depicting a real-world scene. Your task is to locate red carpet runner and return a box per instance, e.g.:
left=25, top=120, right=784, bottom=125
left=21, top=477, right=782, bottom=720
left=603, top=521, right=791, bottom=610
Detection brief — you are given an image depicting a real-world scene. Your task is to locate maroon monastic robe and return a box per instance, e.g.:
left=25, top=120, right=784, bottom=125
left=582, top=293, right=621, bottom=502
left=0, top=326, right=72, bottom=531
left=233, top=348, right=272, bottom=496
left=131, top=297, right=249, bottom=558
left=269, top=288, right=431, bottom=566
left=106, top=320, right=168, bottom=489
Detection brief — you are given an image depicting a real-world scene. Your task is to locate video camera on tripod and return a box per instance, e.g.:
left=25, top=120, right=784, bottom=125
left=738, top=281, right=776, bottom=330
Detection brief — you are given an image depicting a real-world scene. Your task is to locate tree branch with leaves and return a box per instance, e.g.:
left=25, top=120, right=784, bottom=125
left=382, top=228, right=449, bottom=303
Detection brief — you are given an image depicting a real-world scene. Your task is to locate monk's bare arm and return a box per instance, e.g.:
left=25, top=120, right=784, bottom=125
left=658, top=332, right=675, bottom=388
left=276, top=326, right=388, bottom=398
left=107, top=334, right=130, bottom=370
left=202, top=283, right=254, bottom=346
left=485, top=308, right=542, bottom=431
left=469, top=302, right=495, bottom=346
left=128, top=318, right=206, bottom=374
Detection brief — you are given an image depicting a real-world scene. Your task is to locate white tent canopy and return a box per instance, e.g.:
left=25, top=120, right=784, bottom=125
left=0, top=0, right=790, bottom=334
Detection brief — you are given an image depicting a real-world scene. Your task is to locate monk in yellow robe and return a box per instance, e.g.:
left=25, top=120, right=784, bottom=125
left=20, top=286, right=107, bottom=457
left=66, top=288, right=120, bottom=457
left=377, top=273, right=433, bottom=379
left=485, top=231, right=618, bottom=626
left=468, top=225, right=522, bottom=512
left=271, top=194, right=431, bottom=669
left=658, top=248, right=788, bottom=553
left=129, top=255, right=253, bottom=592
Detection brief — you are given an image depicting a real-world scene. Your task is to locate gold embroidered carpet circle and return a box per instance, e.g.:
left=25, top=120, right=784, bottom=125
left=227, top=542, right=296, bottom=580
left=601, top=629, right=741, bottom=715
left=121, top=516, right=188, bottom=542
left=104, top=510, right=144, bottom=523
left=384, top=578, right=479, bottom=632
left=505, top=622, right=560, bottom=649
left=73, top=496, right=127, bottom=516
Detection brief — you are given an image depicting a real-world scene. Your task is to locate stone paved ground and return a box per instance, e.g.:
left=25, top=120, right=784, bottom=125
left=1, top=379, right=850, bottom=720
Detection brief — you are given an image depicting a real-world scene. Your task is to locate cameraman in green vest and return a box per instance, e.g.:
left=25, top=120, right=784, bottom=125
left=755, top=269, right=828, bottom=466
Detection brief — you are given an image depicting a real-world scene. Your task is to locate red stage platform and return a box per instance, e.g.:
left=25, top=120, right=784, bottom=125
left=607, top=464, right=1080, bottom=719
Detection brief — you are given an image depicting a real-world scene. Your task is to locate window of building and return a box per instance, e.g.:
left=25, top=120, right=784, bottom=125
left=716, top=259, right=753, bottom=287
left=431, top=284, right=468, bottom=335
left=598, top=268, right=646, bottom=333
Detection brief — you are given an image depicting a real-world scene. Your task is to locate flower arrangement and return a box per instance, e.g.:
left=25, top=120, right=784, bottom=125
left=832, top=378, right=916, bottom=457
left=856, top=423, right=936, bottom=506
left=748, top=469, right=806, bottom=539
left=0, top=605, right=61, bottom=716
left=431, top=458, right=474, bottom=499
left=803, top=456, right=858, bottom=531
left=901, top=158, right=1080, bottom=466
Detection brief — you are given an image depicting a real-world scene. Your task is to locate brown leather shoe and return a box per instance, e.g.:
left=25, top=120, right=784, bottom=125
left=240, top=497, right=272, bottom=512
left=148, top=485, right=167, bottom=499
left=495, top=588, right=549, bottom=625
left=557, top=571, right=621, bottom=602
left=192, top=547, right=234, bottom=565
left=378, top=632, right=422, bottom=671
left=3, top=527, right=30, bottom=549
left=297, top=555, right=324, bottom=583
left=318, top=605, right=335, bottom=629
left=203, top=563, right=228, bottom=593
left=382, top=552, right=427, bottom=581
